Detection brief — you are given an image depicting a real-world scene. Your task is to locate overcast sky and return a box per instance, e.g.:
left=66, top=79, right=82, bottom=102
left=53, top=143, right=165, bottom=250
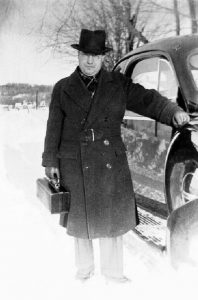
left=0, top=0, right=77, bottom=86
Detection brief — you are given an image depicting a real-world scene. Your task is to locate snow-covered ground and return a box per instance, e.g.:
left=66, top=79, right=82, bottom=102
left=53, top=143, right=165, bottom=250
left=1, top=108, right=198, bottom=300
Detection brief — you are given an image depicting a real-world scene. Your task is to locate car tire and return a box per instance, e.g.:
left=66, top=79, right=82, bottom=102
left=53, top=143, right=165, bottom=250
left=165, top=146, right=198, bottom=213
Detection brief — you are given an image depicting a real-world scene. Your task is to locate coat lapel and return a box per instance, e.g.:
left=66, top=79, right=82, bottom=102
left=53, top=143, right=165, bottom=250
left=84, top=69, right=118, bottom=129
left=63, top=68, right=92, bottom=113
left=63, top=68, right=119, bottom=129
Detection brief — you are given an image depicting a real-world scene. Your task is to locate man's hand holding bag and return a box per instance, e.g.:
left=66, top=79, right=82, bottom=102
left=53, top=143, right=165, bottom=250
left=36, top=167, right=70, bottom=214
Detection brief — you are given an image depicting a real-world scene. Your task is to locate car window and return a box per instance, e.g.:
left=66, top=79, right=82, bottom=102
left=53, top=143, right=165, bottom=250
left=132, top=57, right=178, bottom=102
left=132, top=57, right=158, bottom=90
left=126, top=56, right=176, bottom=141
left=158, top=59, right=178, bottom=102
left=189, top=52, right=198, bottom=88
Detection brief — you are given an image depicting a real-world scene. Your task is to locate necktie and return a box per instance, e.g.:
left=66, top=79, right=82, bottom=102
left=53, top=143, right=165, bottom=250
left=78, top=69, right=99, bottom=98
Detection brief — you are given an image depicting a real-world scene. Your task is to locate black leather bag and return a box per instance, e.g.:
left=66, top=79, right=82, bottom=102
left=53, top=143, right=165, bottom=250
left=36, top=177, right=70, bottom=214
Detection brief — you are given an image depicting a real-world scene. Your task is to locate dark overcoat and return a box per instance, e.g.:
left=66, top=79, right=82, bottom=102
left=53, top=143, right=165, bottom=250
left=42, top=68, right=181, bottom=239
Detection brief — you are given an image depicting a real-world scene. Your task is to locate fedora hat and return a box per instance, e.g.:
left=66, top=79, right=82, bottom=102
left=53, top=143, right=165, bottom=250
left=71, top=29, right=112, bottom=55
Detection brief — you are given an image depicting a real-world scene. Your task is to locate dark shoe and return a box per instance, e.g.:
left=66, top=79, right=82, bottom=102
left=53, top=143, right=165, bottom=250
left=75, top=270, right=94, bottom=283
left=105, top=275, right=131, bottom=284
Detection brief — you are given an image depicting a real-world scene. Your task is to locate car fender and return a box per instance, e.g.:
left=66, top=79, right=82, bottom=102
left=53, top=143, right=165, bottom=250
left=166, top=197, right=198, bottom=268
left=164, top=118, right=198, bottom=213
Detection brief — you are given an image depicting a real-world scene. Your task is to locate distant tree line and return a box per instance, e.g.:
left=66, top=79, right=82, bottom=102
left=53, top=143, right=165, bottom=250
left=0, top=83, right=52, bottom=96
left=0, top=83, right=52, bottom=106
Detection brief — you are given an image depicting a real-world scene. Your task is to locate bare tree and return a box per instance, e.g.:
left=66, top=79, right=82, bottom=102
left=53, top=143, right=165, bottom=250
left=127, top=0, right=149, bottom=51
left=39, top=0, right=150, bottom=69
left=173, top=0, right=180, bottom=35
left=187, top=0, right=198, bottom=33
left=0, top=0, right=17, bottom=30
left=149, top=0, right=198, bottom=36
left=38, top=0, right=198, bottom=70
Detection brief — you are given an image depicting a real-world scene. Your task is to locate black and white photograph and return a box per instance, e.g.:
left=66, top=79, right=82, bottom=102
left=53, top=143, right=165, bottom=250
left=1, top=1, right=198, bottom=299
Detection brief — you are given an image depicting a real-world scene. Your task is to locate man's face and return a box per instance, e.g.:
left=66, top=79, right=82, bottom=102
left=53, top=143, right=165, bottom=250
left=78, top=51, right=104, bottom=76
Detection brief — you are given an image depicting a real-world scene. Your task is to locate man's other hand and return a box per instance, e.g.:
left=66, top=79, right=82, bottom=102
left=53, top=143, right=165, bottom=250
left=45, top=167, right=60, bottom=181
left=172, top=111, right=190, bottom=128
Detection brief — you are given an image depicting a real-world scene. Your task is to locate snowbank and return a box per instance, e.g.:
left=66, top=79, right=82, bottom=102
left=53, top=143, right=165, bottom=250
left=1, top=110, right=198, bottom=300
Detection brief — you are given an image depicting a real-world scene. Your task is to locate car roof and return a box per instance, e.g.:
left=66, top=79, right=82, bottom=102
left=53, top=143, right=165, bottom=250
left=123, top=34, right=198, bottom=59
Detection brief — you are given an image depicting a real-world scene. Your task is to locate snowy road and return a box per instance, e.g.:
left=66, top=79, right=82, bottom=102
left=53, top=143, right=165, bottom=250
left=0, top=109, right=198, bottom=300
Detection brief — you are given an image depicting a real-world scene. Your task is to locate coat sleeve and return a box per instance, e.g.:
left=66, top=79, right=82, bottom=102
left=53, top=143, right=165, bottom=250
left=122, top=75, right=183, bottom=126
left=42, top=80, right=64, bottom=167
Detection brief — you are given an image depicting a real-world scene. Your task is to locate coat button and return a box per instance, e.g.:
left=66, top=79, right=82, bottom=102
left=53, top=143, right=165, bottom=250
left=81, top=118, right=86, bottom=125
left=106, top=163, right=112, bottom=169
left=104, top=139, right=110, bottom=146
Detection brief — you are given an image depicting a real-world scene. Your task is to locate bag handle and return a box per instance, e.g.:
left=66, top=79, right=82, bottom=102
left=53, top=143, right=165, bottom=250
left=48, top=178, right=60, bottom=192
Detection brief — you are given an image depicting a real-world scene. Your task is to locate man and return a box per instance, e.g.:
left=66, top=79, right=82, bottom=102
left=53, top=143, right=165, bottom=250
left=42, top=29, right=190, bottom=283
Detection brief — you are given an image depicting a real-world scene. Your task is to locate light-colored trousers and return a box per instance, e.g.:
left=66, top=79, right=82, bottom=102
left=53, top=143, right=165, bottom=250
left=74, top=236, right=123, bottom=278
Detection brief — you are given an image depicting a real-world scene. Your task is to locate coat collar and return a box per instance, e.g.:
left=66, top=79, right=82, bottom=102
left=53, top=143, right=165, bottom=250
left=63, top=68, right=91, bottom=112
left=63, top=67, right=118, bottom=128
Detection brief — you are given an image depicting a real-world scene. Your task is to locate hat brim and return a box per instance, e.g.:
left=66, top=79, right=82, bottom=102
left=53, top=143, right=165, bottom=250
left=71, top=44, right=112, bottom=54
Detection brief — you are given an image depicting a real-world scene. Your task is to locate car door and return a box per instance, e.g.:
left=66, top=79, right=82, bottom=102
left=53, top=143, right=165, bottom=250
left=118, top=54, right=179, bottom=203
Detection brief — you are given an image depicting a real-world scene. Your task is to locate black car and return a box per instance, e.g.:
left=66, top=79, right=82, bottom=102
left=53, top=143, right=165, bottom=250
left=114, top=35, right=198, bottom=267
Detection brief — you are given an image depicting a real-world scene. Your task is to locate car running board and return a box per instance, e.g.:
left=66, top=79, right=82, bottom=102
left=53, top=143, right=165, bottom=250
left=133, top=193, right=168, bottom=251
